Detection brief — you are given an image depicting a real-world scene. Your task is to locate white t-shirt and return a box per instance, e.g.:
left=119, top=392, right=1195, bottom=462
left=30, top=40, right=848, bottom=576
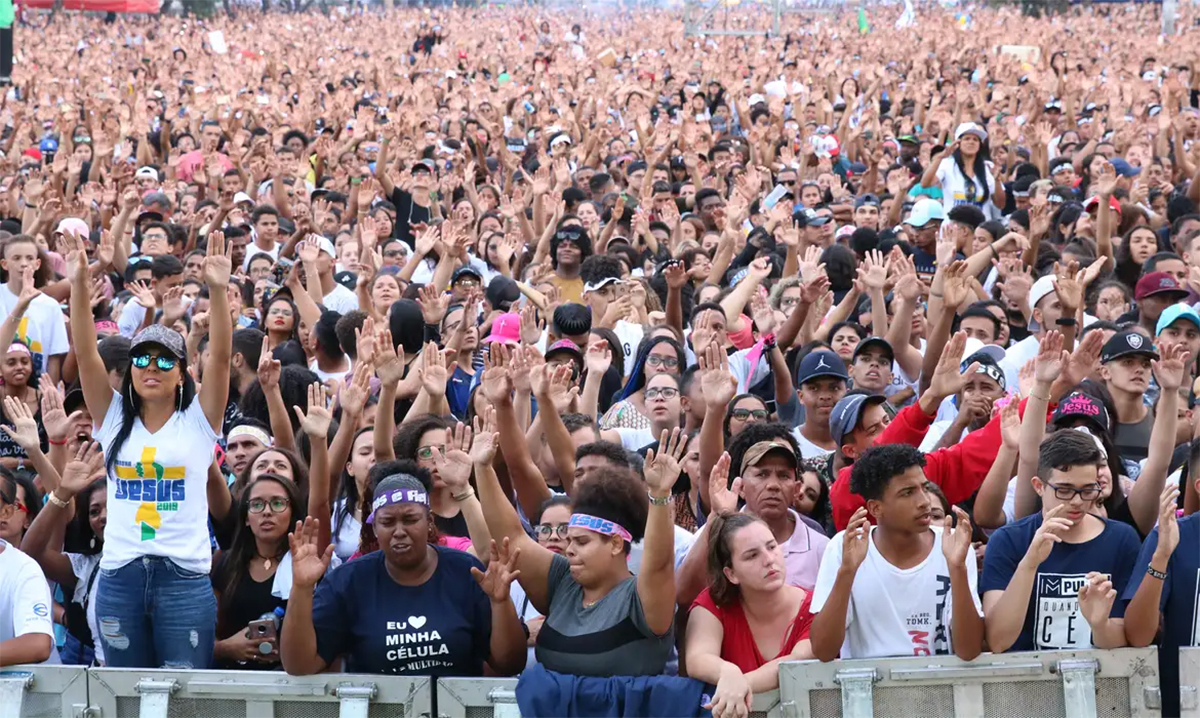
left=309, top=357, right=352, bottom=385
left=811, top=525, right=983, bottom=659
left=242, top=241, right=281, bottom=271
left=793, top=428, right=834, bottom=459
left=331, top=498, right=362, bottom=562
left=629, top=524, right=696, bottom=574
left=117, top=302, right=148, bottom=339
left=0, top=285, right=69, bottom=375
left=935, top=157, right=1000, bottom=220
left=614, top=426, right=656, bottom=452
left=68, top=552, right=104, bottom=664
left=0, top=540, right=57, bottom=662
left=321, top=282, right=360, bottom=314
left=612, top=320, right=645, bottom=378
left=94, top=391, right=221, bottom=574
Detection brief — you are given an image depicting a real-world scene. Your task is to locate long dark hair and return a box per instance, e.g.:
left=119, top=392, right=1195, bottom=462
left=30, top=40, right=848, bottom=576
left=706, top=512, right=766, bottom=607
left=63, top=477, right=106, bottom=555
left=952, top=144, right=991, bottom=206
left=104, top=347, right=197, bottom=477
left=334, top=426, right=374, bottom=537
left=216, top=474, right=301, bottom=636
left=261, top=293, right=301, bottom=345
left=232, top=445, right=310, bottom=502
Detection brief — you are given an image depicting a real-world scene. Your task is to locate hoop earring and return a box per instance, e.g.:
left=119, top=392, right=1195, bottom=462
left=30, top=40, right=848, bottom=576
left=127, top=382, right=135, bottom=409
left=176, top=385, right=182, bottom=413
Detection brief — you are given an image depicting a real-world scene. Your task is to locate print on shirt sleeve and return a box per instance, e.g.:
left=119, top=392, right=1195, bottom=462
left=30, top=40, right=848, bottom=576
left=112, top=446, right=186, bottom=541
left=1035, top=573, right=1100, bottom=649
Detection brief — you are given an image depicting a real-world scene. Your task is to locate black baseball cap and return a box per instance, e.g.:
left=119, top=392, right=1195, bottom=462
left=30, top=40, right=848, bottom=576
left=1100, top=330, right=1159, bottom=364
left=852, top=337, right=895, bottom=365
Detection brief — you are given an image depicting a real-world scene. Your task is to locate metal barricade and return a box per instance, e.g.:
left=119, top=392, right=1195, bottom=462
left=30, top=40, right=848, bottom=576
left=85, top=668, right=431, bottom=718
left=1177, top=647, right=1200, bottom=717
left=0, top=665, right=88, bottom=718
left=778, top=648, right=1161, bottom=718
left=436, top=678, right=783, bottom=718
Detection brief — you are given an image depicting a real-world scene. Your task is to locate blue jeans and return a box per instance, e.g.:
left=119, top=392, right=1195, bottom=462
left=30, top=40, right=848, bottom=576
left=95, top=556, right=216, bottom=669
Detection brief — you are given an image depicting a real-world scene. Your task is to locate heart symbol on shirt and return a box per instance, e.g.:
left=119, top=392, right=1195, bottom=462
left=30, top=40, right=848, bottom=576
left=408, top=615, right=427, bottom=629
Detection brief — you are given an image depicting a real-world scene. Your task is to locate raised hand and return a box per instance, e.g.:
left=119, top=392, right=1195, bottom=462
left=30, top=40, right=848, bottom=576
left=663, top=260, right=688, bottom=290
left=1061, top=329, right=1104, bottom=389
left=1051, top=260, right=1084, bottom=315
left=585, top=339, right=613, bottom=377
left=204, top=230, right=233, bottom=287
left=1033, top=330, right=1067, bottom=385
left=434, top=422, right=474, bottom=493
left=842, top=507, right=871, bottom=572
left=926, top=331, right=977, bottom=400
left=699, top=340, right=737, bottom=410
left=56, top=441, right=105, bottom=498
left=288, top=517, right=334, bottom=590
left=1022, top=504, right=1073, bottom=568
left=1154, top=484, right=1180, bottom=561
left=644, top=428, right=686, bottom=497
left=708, top=452, right=741, bottom=516
left=417, top=284, right=450, bottom=326
left=469, top=408, right=500, bottom=466
left=471, top=538, right=522, bottom=604
left=339, top=362, right=372, bottom=420
left=373, top=325, right=406, bottom=386
left=293, top=382, right=333, bottom=439
left=479, top=365, right=514, bottom=405
left=0, top=396, right=41, bottom=451
left=354, top=317, right=377, bottom=369
left=941, top=506, right=974, bottom=566
left=1153, top=340, right=1189, bottom=392
left=257, top=335, right=282, bottom=390
left=419, top=342, right=454, bottom=398
left=999, top=398, right=1021, bottom=450
left=858, top=249, right=888, bottom=291
left=128, top=280, right=156, bottom=309
left=40, top=380, right=83, bottom=445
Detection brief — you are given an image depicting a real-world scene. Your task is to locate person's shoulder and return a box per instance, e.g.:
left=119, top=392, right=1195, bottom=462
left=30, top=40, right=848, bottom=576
left=330, top=550, right=385, bottom=583
left=993, top=512, right=1042, bottom=541
left=1099, top=517, right=1142, bottom=546
left=434, top=544, right=486, bottom=573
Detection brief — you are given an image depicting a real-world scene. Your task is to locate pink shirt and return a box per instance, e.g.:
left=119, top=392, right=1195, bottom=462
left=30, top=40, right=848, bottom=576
left=782, top=509, right=829, bottom=591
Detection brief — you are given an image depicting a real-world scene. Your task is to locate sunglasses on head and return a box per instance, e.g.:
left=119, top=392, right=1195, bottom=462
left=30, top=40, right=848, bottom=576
left=131, top=353, right=179, bottom=371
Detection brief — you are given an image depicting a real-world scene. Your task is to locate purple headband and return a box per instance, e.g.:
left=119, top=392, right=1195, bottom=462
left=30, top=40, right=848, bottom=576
left=366, top=488, right=430, bottom=524
left=569, top=513, right=633, bottom=543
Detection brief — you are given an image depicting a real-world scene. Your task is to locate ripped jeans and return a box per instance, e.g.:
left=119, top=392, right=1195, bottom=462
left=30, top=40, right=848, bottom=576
left=95, top=556, right=216, bottom=669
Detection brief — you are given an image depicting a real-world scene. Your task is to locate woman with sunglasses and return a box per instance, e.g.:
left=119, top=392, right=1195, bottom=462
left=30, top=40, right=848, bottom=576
left=600, top=336, right=684, bottom=432
left=212, top=474, right=306, bottom=670
left=67, top=229, right=234, bottom=669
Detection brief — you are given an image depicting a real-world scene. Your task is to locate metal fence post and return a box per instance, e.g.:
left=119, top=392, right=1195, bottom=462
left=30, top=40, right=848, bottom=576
left=0, top=671, right=32, bottom=718
left=488, top=686, right=520, bottom=718
left=836, top=668, right=878, bottom=718
left=135, top=678, right=178, bottom=718
left=336, top=683, right=378, bottom=718
left=1058, top=659, right=1099, bottom=718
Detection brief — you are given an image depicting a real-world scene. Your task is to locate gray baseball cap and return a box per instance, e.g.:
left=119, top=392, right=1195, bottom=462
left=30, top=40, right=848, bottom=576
left=830, top=393, right=889, bottom=448
left=129, top=324, right=187, bottom=360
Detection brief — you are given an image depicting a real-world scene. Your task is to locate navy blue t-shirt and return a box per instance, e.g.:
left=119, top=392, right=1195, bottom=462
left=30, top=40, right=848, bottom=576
left=980, top=513, right=1140, bottom=651
left=311, top=547, right=492, bottom=675
left=1122, top=515, right=1200, bottom=717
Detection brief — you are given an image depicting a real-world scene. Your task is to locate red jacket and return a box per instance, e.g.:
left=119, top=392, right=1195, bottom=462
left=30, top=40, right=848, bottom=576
left=830, top=399, right=1021, bottom=531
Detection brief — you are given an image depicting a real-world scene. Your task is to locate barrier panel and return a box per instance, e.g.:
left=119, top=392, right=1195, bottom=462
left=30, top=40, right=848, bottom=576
left=1177, top=647, right=1200, bottom=717
left=85, top=668, right=431, bottom=718
left=436, top=678, right=783, bottom=718
left=0, top=665, right=88, bottom=718
left=778, top=648, right=1161, bottom=718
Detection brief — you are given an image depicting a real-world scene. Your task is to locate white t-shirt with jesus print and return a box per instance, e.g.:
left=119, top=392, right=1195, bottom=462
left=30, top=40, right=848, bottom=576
left=0, top=285, right=68, bottom=377
left=94, top=392, right=220, bottom=575
left=980, top=513, right=1140, bottom=651
left=811, top=525, right=982, bottom=659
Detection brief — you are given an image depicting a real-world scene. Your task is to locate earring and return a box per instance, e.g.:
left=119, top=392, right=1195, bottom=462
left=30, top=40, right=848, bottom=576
left=127, top=382, right=135, bottom=408
left=176, top=385, right=182, bottom=413
left=89, top=536, right=96, bottom=550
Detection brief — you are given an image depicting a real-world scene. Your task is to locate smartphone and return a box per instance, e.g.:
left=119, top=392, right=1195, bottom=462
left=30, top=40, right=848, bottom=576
left=762, top=184, right=788, bottom=211
left=273, top=257, right=294, bottom=286
left=247, top=618, right=277, bottom=655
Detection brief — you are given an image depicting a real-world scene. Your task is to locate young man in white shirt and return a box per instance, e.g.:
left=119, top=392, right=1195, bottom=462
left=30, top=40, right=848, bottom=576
left=0, top=236, right=69, bottom=383
left=298, top=234, right=359, bottom=314
left=810, top=443, right=984, bottom=661
left=0, top=476, right=55, bottom=666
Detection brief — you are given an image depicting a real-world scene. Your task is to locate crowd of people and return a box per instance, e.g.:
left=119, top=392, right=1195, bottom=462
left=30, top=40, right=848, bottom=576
left=3, top=0, right=1200, bottom=715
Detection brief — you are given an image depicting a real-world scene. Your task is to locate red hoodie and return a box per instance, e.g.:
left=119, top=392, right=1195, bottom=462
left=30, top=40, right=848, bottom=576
left=829, top=399, right=1027, bottom=531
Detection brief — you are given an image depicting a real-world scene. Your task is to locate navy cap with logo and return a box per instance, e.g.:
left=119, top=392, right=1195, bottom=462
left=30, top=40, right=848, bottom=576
left=796, top=349, right=850, bottom=385
left=1100, top=329, right=1159, bottom=364
left=830, top=393, right=889, bottom=448
left=852, top=337, right=895, bottom=365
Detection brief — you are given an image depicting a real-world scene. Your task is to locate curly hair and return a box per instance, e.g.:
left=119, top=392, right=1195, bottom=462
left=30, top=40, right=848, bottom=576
left=571, top=466, right=648, bottom=553
left=849, top=444, right=926, bottom=502
left=393, top=414, right=450, bottom=462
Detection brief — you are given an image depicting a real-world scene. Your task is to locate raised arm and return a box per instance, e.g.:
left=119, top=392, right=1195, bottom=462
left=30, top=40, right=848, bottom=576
left=199, top=231, right=233, bottom=431
left=1015, top=332, right=1063, bottom=521
left=1123, top=344, right=1185, bottom=535
left=64, top=230, right=113, bottom=422
left=638, top=429, right=685, bottom=636
left=972, top=399, right=1021, bottom=530
left=481, top=358, right=552, bottom=521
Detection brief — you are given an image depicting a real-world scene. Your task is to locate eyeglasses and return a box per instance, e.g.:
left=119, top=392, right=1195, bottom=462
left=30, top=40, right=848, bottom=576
left=535, top=523, right=569, bottom=540
left=1045, top=482, right=1101, bottom=502
left=645, top=387, right=679, bottom=400
left=248, top=497, right=291, bottom=514
left=455, top=277, right=480, bottom=287
left=131, top=354, right=179, bottom=372
left=731, top=408, right=768, bottom=421
left=645, top=355, right=679, bottom=369
left=416, top=444, right=446, bottom=460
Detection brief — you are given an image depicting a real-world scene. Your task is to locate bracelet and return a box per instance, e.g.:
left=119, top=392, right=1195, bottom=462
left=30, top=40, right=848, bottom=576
left=452, top=490, right=475, bottom=502
left=1030, top=392, right=1050, bottom=402
left=47, top=491, right=70, bottom=509
left=48, top=437, right=67, bottom=446
left=648, top=491, right=670, bottom=507
left=930, top=291, right=944, bottom=299
left=1147, top=565, right=1168, bottom=581
left=1055, top=317, right=1077, bottom=327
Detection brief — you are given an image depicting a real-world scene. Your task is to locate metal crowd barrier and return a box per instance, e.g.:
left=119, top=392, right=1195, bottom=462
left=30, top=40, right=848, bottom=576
left=436, top=678, right=782, bottom=718
left=0, top=649, right=1168, bottom=718
left=779, top=648, right=1161, bottom=718
left=1177, top=647, right=1200, bottom=717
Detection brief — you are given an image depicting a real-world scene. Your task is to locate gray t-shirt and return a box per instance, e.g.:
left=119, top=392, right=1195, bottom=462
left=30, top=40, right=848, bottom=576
left=533, top=553, right=672, bottom=676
